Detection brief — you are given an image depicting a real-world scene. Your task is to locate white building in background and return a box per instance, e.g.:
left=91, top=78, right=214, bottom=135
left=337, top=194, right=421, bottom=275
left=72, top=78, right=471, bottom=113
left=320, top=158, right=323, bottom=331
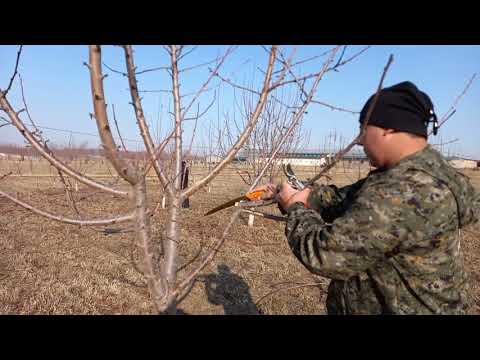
left=448, top=156, right=479, bottom=169
left=204, top=155, right=223, bottom=164
left=261, top=152, right=367, bottom=167
left=276, top=153, right=334, bottom=167
left=199, top=150, right=368, bottom=167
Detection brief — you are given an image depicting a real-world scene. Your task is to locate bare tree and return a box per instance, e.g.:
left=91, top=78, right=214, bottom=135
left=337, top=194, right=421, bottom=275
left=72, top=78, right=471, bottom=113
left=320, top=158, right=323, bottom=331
left=221, top=88, right=311, bottom=187
left=0, top=45, right=373, bottom=314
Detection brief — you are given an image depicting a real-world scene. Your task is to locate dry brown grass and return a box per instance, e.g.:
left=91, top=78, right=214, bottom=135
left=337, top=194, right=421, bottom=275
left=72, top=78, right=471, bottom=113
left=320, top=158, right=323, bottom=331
left=0, top=160, right=479, bottom=314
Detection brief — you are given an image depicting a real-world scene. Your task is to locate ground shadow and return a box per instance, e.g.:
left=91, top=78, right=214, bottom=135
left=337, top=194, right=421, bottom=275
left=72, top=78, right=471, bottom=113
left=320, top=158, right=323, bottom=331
left=159, top=308, right=190, bottom=315
left=199, top=264, right=262, bottom=315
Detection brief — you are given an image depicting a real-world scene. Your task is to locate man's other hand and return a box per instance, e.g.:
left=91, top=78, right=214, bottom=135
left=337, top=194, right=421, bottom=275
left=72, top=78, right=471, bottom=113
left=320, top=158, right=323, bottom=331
left=277, top=182, right=311, bottom=210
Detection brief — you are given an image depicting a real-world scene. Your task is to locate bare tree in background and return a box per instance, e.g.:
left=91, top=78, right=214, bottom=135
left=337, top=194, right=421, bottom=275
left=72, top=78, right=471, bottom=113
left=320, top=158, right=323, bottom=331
left=0, top=44, right=373, bottom=314
left=221, top=89, right=311, bottom=186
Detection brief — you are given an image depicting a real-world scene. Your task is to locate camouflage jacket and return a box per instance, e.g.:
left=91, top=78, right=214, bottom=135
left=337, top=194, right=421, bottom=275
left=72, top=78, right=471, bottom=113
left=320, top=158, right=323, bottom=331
left=286, top=146, right=479, bottom=314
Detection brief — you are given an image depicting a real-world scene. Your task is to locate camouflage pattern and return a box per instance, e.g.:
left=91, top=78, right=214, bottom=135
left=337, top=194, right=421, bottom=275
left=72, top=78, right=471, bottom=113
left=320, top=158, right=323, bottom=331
left=286, top=145, right=479, bottom=314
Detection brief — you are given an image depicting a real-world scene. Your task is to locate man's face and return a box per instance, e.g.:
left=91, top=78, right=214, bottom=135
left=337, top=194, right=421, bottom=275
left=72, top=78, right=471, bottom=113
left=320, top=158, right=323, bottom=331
left=358, top=125, right=387, bottom=168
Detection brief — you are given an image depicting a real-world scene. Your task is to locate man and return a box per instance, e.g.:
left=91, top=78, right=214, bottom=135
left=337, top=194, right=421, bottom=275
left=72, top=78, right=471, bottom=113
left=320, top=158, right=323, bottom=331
left=260, top=81, right=479, bottom=314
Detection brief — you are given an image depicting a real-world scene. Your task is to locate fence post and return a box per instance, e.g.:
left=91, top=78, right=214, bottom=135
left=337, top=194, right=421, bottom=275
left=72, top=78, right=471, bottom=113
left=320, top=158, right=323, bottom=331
left=248, top=213, right=254, bottom=227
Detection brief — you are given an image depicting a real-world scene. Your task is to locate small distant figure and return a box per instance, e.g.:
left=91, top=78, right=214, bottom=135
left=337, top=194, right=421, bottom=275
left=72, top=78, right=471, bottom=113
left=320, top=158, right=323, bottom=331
left=181, top=160, right=190, bottom=208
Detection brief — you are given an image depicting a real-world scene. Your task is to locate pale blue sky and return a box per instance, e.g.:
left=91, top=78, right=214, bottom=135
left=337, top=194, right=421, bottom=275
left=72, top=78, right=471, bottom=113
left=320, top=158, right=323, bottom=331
left=1, top=45, right=479, bottom=158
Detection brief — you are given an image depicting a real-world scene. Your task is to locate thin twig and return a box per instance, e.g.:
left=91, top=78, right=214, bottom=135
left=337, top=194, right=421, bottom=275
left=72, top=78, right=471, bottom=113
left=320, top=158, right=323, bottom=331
left=57, top=171, right=82, bottom=219
left=332, top=45, right=348, bottom=70
left=277, top=46, right=359, bottom=115
left=330, top=46, right=371, bottom=71
left=135, top=65, right=170, bottom=76
left=143, top=128, right=176, bottom=176
left=0, top=121, right=11, bottom=129
left=214, top=72, right=260, bottom=95
left=181, top=46, right=236, bottom=120
left=311, top=99, right=359, bottom=114
left=272, top=45, right=298, bottom=85
left=431, top=138, right=459, bottom=147
left=111, top=104, right=128, bottom=153
left=19, top=72, right=79, bottom=213
left=179, top=54, right=227, bottom=73
left=2, top=45, right=23, bottom=97
left=177, top=46, right=198, bottom=62
left=185, top=104, right=201, bottom=158
left=102, top=62, right=127, bottom=77
left=430, top=73, right=477, bottom=135
left=138, top=89, right=172, bottom=94
left=271, top=46, right=338, bottom=75
left=269, top=46, right=371, bottom=91
left=183, top=92, right=216, bottom=121
left=18, top=74, right=41, bottom=133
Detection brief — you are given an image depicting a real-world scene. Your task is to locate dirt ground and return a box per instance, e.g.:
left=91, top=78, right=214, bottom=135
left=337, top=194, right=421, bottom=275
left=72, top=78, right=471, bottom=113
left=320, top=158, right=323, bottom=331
left=0, top=159, right=479, bottom=315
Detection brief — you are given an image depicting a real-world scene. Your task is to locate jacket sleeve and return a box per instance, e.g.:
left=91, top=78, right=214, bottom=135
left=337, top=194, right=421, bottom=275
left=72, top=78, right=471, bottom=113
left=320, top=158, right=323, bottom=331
left=286, top=173, right=458, bottom=280
left=306, top=179, right=365, bottom=223
left=474, top=191, right=480, bottom=225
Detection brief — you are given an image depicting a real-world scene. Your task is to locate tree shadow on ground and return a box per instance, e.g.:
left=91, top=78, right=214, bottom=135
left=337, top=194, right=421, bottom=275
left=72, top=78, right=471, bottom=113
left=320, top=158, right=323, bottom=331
left=199, top=264, right=262, bottom=315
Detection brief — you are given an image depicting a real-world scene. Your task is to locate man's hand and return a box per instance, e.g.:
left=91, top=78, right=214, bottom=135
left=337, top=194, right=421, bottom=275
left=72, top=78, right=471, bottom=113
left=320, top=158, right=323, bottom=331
left=277, top=182, right=311, bottom=210
left=252, top=182, right=311, bottom=210
left=251, top=183, right=279, bottom=200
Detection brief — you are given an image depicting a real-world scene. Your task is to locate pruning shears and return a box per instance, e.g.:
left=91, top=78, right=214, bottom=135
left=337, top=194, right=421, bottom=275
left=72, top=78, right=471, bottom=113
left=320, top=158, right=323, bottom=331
left=282, top=163, right=306, bottom=191
left=204, top=163, right=306, bottom=217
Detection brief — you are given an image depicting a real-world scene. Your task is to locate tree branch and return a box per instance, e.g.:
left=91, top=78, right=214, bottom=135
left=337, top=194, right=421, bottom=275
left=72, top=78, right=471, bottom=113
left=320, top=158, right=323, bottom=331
left=143, top=128, right=176, bottom=176
left=123, top=45, right=172, bottom=194
left=0, top=93, right=128, bottom=197
left=269, top=46, right=371, bottom=91
left=174, top=46, right=340, bottom=298
left=181, top=46, right=278, bottom=199
left=102, top=62, right=127, bottom=77
left=0, top=188, right=134, bottom=226
left=181, top=46, right=236, bottom=120
left=135, top=65, right=170, bottom=76
left=431, top=73, right=477, bottom=135
left=249, top=47, right=341, bottom=189
left=271, top=46, right=338, bottom=75
left=88, top=45, right=139, bottom=185
left=311, top=99, right=359, bottom=114
left=133, top=177, right=167, bottom=313
left=177, top=45, right=198, bottom=62
left=1, top=45, right=23, bottom=98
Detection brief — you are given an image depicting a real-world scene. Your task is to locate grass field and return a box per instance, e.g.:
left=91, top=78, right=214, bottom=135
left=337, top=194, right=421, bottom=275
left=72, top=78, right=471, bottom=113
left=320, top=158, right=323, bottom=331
left=1, top=158, right=479, bottom=314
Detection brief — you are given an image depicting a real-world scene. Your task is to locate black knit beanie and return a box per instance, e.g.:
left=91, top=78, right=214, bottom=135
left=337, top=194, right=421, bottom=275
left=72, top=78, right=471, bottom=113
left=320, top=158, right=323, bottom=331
left=359, top=81, right=438, bottom=137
